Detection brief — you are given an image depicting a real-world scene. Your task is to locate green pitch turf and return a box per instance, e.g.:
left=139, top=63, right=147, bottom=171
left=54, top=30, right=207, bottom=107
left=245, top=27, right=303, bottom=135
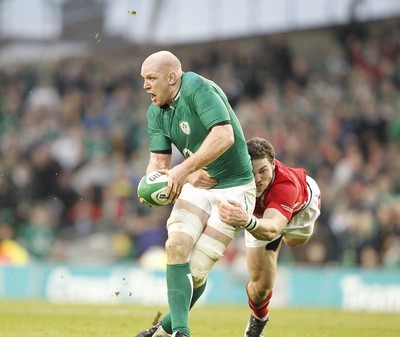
left=0, top=300, right=399, bottom=337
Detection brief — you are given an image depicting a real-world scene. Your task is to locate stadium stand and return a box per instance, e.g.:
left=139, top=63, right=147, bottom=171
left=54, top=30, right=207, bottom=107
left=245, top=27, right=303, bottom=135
left=0, top=17, right=399, bottom=268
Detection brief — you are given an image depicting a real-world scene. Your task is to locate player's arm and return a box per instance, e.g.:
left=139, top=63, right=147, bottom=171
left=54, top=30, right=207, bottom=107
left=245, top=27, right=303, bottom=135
left=146, top=152, right=172, bottom=174
left=218, top=199, right=288, bottom=241
left=250, top=208, right=288, bottom=241
left=179, top=123, right=233, bottom=174
left=187, top=169, right=217, bottom=189
left=167, top=123, right=233, bottom=201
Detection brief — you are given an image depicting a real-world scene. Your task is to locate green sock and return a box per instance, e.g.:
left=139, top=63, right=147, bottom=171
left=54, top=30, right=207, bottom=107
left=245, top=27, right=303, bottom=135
left=166, top=263, right=193, bottom=335
left=162, top=280, right=207, bottom=334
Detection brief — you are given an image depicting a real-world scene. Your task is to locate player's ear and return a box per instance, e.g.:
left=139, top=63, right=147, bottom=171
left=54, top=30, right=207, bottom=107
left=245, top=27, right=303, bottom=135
left=168, top=71, right=177, bottom=85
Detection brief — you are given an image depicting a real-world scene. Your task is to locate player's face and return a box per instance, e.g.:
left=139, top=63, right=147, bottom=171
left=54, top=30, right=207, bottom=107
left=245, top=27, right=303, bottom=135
left=141, top=63, right=173, bottom=107
left=252, top=158, right=275, bottom=197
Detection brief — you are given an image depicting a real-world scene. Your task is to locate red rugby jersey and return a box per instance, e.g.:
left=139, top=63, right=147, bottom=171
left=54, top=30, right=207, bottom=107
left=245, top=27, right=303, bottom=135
left=253, top=160, right=309, bottom=221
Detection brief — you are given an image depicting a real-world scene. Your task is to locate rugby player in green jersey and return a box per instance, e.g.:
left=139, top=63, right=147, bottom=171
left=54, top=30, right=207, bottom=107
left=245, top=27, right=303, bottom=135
left=134, top=51, right=256, bottom=337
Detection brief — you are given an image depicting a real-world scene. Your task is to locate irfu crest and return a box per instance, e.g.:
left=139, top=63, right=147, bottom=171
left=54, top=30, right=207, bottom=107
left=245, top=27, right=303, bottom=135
left=180, top=121, right=191, bottom=135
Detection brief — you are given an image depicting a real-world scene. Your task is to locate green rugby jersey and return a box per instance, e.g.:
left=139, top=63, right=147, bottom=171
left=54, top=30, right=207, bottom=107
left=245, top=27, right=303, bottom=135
left=146, top=71, right=253, bottom=188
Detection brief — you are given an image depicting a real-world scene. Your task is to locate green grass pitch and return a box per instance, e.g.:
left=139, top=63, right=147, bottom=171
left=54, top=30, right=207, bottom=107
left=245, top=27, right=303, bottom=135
left=0, top=300, right=399, bottom=337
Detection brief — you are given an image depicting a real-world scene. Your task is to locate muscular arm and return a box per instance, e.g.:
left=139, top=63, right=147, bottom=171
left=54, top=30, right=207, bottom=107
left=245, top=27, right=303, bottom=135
left=167, top=124, right=234, bottom=201
left=218, top=199, right=289, bottom=241
left=253, top=208, right=288, bottom=241
left=146, top=153, right=172, bottom=174
left=178, top=124, right=234, bottom=175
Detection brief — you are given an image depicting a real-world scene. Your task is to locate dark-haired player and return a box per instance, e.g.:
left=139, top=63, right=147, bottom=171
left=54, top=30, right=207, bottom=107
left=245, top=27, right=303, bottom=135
left=218, top=137, right=321, bottom=337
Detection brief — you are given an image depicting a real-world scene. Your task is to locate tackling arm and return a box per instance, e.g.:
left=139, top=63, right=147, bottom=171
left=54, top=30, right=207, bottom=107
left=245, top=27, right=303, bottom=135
left=251, top=208, right=288, bottom=241
left=218, top=199, right=288, bottom=241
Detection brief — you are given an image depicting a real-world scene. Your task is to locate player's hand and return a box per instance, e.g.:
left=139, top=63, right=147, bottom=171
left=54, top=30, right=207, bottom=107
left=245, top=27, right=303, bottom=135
left=218, top=199, right=249, bottom=227
left=187, top=169, right=217, bottom=189
left=139, top=197, right=152, bottom=207
left=160, top=166, right=187, bottom=203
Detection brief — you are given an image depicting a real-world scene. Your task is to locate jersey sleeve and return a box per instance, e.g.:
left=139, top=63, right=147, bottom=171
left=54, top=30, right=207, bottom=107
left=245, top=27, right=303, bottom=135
left=147, top=107, right=172, bottom=153
left=188, top=76, right=231, bottom=130
left=265, top=183, right=298, bottom=221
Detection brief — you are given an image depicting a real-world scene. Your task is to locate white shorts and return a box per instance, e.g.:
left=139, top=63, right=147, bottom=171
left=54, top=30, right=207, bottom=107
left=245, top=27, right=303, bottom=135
left=245, top=176, right=321, bottom=248
left=172, top=180, right=256, bottom=240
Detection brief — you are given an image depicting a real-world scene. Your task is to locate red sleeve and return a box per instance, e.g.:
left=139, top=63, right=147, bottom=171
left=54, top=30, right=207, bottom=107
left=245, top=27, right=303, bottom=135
left=264, top=183, right=298, bottom=221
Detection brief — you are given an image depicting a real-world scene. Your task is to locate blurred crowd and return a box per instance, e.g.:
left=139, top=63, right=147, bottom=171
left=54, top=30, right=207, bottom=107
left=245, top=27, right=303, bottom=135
left=0, top=19, right=399, bottom=269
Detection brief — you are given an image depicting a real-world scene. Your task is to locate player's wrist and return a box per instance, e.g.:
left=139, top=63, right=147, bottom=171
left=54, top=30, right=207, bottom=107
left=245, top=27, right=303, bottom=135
left=244, top=215, right=259, bottom=232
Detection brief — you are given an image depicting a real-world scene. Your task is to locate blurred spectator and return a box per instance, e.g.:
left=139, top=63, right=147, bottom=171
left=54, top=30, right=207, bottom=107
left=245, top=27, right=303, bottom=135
left=0, top=223, right=29, bottom=265
left=18, top=202, right=57, bottom=259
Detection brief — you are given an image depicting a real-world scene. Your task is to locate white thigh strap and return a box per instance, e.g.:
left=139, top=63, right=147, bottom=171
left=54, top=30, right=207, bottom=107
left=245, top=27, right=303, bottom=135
left=190, top=234, right=226, bottom=288
left=167, top=208, right=204, bottom=242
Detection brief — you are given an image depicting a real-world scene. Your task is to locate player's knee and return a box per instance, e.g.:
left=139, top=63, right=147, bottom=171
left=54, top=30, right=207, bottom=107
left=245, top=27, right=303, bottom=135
left=248, top=267, right=276, bottom=298
left=190, top=235, right=225, bottom=288
left=283, top=235, right=309, bottom=247
left=166, top=209, right=205, bottom=262
left=165, top=236, right=191, bottom=262
left=192, top=273, right=206, bottom=288
left=249, top=281, right=272, bottom=301
left=254, top=285, right=271, bottom=300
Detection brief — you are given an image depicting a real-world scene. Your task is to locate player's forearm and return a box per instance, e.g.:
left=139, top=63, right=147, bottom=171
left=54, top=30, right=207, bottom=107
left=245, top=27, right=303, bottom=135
left=252, top=221, right=281, bottom=241
left=146, top=153, right=172, bottom=174
left=244, top=217, right=285, bottom=241
left=180, top=124, right=234, bottom=175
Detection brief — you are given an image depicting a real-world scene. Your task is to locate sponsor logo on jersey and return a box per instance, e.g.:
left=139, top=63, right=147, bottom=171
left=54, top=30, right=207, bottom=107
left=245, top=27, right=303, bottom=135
left=180, top=121, right=190, bottom=135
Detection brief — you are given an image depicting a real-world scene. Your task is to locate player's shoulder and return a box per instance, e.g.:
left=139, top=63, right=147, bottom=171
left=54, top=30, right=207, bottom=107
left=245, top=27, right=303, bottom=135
left=275, top=160, right=306, bottom=176
left=181, top=72, right=209, bottom=94
left=274, top=159, right=288, bottom=171
left=272, top=162, right=298, bottom=186
left=182, top=71, right=202, bottom=83
left=273, top=161, right=307, bottom=195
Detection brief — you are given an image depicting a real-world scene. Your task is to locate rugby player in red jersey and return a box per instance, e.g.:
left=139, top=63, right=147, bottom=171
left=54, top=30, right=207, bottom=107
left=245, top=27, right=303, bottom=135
left=218, top=137, right=321, bottom=337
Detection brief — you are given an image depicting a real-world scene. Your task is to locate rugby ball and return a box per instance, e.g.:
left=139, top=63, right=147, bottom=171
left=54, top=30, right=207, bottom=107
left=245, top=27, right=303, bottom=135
left=137, top=171, right=170, bottom=207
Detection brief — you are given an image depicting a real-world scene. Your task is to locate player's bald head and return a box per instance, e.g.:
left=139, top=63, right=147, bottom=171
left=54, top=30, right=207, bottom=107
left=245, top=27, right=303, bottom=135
left=141, top=51, right=183, bottom=106
left=141, top=50, right=182, bottom=79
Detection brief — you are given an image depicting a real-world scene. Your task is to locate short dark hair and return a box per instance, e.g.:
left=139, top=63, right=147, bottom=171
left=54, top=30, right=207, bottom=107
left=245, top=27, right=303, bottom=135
left=247, top=137, right=275, bottom=164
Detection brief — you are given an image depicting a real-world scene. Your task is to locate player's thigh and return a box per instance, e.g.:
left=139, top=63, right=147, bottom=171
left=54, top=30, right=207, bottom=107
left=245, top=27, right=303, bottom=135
left=284, top=178, right=321, bottom=246
left=168, top=199, right=209, bottom=240
left=246, top=246, right=280, bottom=288
left=179, top=182, right=256, bottom=240
left=207, top=182, right=256, bottom=239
